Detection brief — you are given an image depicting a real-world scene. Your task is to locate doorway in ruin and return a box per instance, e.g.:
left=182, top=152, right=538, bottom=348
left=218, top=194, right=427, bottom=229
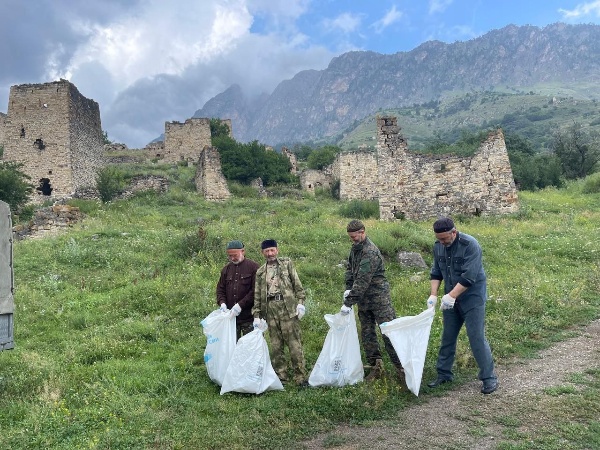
left=37, top=178, right=53, bottom=196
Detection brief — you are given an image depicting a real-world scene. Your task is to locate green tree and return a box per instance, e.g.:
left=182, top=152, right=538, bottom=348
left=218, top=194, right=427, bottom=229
left=307, top=145, right=341, bottom=170
left=102, top=130, right=112, bottom=145
left=213, top=136, right=291, bottom=185
left=0, top=161, right=34, bottom=212
left=209, top=118, right=231, bottom=138
left=505, top=132, right=563, bottom=190
left=552, top=122, right=600, bottom=179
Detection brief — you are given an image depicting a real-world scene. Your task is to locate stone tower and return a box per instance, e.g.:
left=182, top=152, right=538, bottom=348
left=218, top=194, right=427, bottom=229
left=2, top=79, right=105, bottom=198
left=163, top=118, right=213, bottom=163
left=195, top=146, right=231, bottom=201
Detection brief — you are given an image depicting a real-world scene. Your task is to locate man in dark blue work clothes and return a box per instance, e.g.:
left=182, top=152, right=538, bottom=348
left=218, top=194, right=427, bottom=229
left=426, top=217, right=498, bottom=394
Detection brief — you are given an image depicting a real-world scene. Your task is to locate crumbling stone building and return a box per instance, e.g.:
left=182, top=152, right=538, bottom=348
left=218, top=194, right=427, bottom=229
left=2, top=80, right=105, bottom=198
left=163, top=118, right=232, bottom=163
left=317, top=116, right=518, bottom=220
left=195, top=146, right=231, bottom=201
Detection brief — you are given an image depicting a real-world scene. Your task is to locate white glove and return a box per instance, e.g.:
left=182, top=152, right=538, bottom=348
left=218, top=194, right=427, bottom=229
left=296, top=304, right=305, bottom=319
left=427, top=295, right=437, bottom=309
left=340, top=305, right=352, bottom=315
left=219, top=303, right=227, bottom=312
left=253, top=318, right=261, bottom=328
left=230, top=303, right=242, bottom=317
left=343, top=289, right=351, bottom=299
left=441, top=294, right=456, bottom=310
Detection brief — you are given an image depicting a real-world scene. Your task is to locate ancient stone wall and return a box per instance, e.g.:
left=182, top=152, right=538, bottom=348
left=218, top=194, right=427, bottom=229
left=163, top=118, right=211, bottom=163
left=299, top=169, right=334, bottom=194
left=0, top=112, right=6, bottom=150
left=281, top=147, right=298, bottom=174
left=195, top=146, right=231, bottom=201
left=336, top=150, right=379, bottom=200
left=2, top=80, right=104, bottom=198
left=375, top=116, right=518, bottom=220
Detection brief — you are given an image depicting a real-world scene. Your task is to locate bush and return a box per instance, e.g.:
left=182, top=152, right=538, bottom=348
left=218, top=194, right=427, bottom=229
left=96, top=166, right=127, bottom=203
left=228, top=182, right=260, bottom=198
left=338, top=199, right=380, bottom=219
left=582, top=172, right=600, bottom=194
left=0, top=161, right=34, bottom=213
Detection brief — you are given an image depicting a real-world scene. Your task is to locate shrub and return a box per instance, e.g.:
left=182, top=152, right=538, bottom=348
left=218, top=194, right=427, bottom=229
left=0, top=161, right=34, bottom=212
left=338, top=199, right=380, bottom=219
left=96, top=166, right=127, bottom=203
left=582, top=172, right=600, bottom=194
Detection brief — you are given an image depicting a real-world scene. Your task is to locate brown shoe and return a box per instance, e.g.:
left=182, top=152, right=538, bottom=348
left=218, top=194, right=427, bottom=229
left=365, top=359, right=385, bottom=382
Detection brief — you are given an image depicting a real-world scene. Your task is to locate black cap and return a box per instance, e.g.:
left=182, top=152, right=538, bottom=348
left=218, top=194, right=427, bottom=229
left=261, top=239, right=277, bottom=250
left=433, top=217, right=455, bottom=233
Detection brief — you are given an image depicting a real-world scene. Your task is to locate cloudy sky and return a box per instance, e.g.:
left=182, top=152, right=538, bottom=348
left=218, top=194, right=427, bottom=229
left=2, top=0, right=600, bottom=148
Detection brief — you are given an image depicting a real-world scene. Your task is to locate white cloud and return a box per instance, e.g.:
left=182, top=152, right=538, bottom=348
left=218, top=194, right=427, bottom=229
left=323, top=12, right=363, bottom=34
left=372, top=5, right=404, bottom=34
left=429, top=0, right=454, bottom=15
left=62, top=1, right=252, bottom=96
left=559, top=1, right=600, bottom=19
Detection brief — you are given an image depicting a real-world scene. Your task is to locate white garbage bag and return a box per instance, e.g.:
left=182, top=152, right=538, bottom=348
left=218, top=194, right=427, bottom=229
left=220, top=323, right=284, bottom=395
left=380, top=307, right=435, bottom=396
left=201, top=309, right=236, bottom=386
left=308, top=311, right=364, bottom=387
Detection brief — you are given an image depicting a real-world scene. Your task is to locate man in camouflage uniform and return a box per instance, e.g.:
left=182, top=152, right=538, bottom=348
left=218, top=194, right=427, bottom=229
left=341, top=220, right=405, bottom=384
left=253, top=239, right=307, bottom=386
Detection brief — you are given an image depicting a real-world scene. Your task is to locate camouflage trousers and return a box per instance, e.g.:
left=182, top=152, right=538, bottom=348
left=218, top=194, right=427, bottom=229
left=357, top=298, right=402, bottom=369
left=266, top=300, right=306, bottom=383
left=236, top=321, right=254, bottom=341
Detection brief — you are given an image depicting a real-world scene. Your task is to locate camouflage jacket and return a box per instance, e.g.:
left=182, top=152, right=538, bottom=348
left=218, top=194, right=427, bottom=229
left=344, top=237, right=390, bottom=307
left=253, top=257, right=306, bottom=320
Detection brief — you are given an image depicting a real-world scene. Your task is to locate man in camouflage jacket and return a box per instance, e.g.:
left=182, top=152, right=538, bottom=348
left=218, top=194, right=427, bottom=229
left=253, top=239, right=307, bottom=386
left=341, top=220, right=405, bottom=383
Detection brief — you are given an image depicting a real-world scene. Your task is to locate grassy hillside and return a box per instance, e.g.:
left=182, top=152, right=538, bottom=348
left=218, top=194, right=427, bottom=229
left=1, top=165, right=600, bottom=449
left=337, top=86, right=600, bottom=152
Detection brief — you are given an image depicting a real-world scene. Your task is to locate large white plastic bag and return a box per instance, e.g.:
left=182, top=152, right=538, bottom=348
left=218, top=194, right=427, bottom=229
left=308, top=311, right=364, bottom=387
left=379, top=307, right=435, bottom=396
left=201, top=309, right=236, bottom=386
left=220, top=327, right=284, bottom=395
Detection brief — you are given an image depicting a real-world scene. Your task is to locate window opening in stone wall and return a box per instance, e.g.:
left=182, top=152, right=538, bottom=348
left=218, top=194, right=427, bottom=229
left=20, top=127, right=25, bottom=138
left=34, top=138, right=46, bottom=150
left=37, top=178, right=53, bottom=196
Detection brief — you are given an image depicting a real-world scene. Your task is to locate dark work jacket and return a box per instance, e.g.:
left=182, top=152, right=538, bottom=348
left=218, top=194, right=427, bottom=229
left=344, top=237, right=390, bottom=307
left=216, top=258, right=259, bottom=324
left=430, top=232, right=487, bottom=312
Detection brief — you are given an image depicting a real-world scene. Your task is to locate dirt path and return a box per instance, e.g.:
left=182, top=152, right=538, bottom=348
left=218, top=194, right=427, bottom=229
left=302, top=319, right=600, bottom=449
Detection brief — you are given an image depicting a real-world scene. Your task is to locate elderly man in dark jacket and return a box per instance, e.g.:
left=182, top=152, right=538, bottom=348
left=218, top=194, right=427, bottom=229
left=216, top=240, right=259, bottom=340
left=341, top=220, right=405, bottom=384
left=426, top=217, right=498, bottom=394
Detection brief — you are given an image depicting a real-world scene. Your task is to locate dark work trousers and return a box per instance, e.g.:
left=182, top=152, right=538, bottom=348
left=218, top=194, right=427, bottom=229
left=436, top=301, right=496, bottom=382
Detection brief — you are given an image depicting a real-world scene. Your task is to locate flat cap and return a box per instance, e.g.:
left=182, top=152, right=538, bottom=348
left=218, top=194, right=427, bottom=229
left=226, top=240, right=244, bottom=250
left=433, top=217, right=455, bottom=233
left=261, top=239, right=278, bottom=250
left=346, top=219, right=365, bottom=232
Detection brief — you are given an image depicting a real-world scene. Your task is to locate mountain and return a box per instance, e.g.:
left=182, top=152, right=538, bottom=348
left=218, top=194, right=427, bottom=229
left=193, top=23, right=600, bottom=147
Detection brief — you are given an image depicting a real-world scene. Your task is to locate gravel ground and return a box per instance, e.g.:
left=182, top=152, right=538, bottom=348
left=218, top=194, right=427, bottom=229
left=301, top=319, right=600, bottom=449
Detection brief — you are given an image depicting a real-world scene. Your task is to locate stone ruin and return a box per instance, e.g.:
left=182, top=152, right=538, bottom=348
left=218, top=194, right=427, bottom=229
left=375, top=116, right=518, bottom=220
left=301, top=115, right=519, bottom=220
left=162, top=117, right=232, bottom=164
left=195, top=146, right=231, bottom=201
left=1, top=79, right=105, bottom=200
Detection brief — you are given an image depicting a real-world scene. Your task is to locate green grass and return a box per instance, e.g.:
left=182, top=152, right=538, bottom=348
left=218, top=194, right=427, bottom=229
left=1, top=166, right=600, bottom=449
